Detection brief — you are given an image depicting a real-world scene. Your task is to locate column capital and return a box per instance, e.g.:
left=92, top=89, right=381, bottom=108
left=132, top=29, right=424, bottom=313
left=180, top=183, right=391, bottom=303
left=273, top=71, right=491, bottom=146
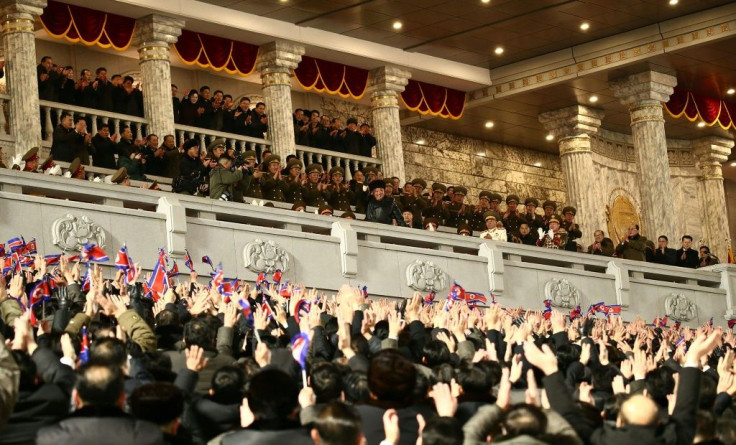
left=610, top=70, right=677, bottom=107
left=693, top=136, right=734, bottom=180
left=133, top=14, right=184, bottom=48
left=538, top=104, right=604, bottom=139
left=0, top=0, right=45, bottom=17
left=256, top=41, right=305, bottom=74
left=368, top=66, right=411, bottom=96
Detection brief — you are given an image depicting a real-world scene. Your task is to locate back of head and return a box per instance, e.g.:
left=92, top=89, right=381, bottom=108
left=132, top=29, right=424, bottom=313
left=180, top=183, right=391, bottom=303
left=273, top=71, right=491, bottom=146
left=246, top=369, right=298, bottom=422
left=618, top=394, right=659, bottom=427
left=503, top=404, right=548, bottom=438
left=75, top=364, right=124, bottom=408
left=422, top=417, right=463, bottom=445
left=457, top=364, right=492, bottom=399
left=312, top=402, right=363, bottom=445
left=89, top=336, right=127, bottom=370
left=343, top=371, right=369, bottom=404
left=422, top=340, right=451, bottom=368
left=130, top=382, right=184, bottom=426
left=12, top=350, right=38, bottom=391
left=367, top=349, right=416, bottom=404
left=210, top=365, right=245, bottom=405
left=183, top=317, right=215, bottom=349
left=644, top=367, right=675, bottom=408
left=311, top=362, right=343, bottom=404
left=695, top=410, right=717, bottom=443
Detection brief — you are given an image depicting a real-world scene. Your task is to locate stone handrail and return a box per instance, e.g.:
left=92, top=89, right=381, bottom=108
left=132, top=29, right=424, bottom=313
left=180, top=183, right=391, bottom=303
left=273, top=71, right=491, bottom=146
left=39, top=100, right=150, bottom=142
left=295, top=145, right=382, bottom=182
left=173, top=123, right=272, bottom=159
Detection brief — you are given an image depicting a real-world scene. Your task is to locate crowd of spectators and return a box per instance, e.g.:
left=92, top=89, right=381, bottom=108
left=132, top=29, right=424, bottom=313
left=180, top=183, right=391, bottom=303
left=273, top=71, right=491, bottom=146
left=0, top=250, right=733, bottom=445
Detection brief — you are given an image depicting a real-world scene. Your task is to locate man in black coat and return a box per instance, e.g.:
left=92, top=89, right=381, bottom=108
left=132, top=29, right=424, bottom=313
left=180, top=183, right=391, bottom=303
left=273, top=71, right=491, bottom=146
left=90, top=123, right=118, bottom=169
left=365, top=180, right=407, bottom=227
left=652, top=235, right=678, bottom=266
left=36, top=364, right=163, bottom=445
left=50, top=112, right=87, bottom=162
left=37, top=56, right=59, bottom=102
left=676, top=235, right=699, bottom=268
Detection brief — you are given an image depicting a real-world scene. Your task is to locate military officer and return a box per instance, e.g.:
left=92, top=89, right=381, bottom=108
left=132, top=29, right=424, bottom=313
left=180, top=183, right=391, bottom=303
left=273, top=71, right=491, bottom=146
left=242, top=149, right=263, bottom=200
left=303, top=163, right=328, bottom=207
left=18, top=147, right=40, bottom=172
left=284, top=158, right=305, bottom=204
left=536, top=214, right=567, bottom=249
left=561, top=206, right=582, bottom=252
left=318, top=204, right=334, bottom=217
left=422, top=182, right=448, bottom=225
left=210, top=154, right=244, bottom=201
left=489, top=193, right=503, bottom=213
left=67, top=157, right=86, bottom=180
left=261, top=154, right=288, bottom=202
left=541, top=200, right=557, bottom=230
left=402, top=178, right=428, bottom=215
left=355, top=166, right=379, bottom=212
left=523, top=198, right=545, bottom=233
left=445, top=186, right=471, bottom=228
left=110, top=167, right=131, bottom=186
left=457, top=223, right=473, bottom=236
left=325, top=166, right=354, bottom=211
left=479, top=211, right=506, bottom=241
left=423, top=217, right=439, bottom=232
left=39, top=155, right=55, bottom=174
left=502, top=194, right=527, bottom=240
left=469, top=191, right=493, bottom=233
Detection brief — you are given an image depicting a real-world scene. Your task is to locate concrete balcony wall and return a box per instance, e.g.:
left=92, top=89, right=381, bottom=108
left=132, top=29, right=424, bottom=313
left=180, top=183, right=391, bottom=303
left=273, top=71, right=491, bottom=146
left=0, top=168, right=732, bottom=327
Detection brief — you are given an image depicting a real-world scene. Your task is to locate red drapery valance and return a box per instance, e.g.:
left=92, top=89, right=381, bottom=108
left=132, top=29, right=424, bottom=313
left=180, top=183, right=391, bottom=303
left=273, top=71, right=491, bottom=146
left=400, top=80, right=466, bottom=119
left=173, top=30, right=259, bottom=77
left=665, top=86, right=736, bottom=130
left=293, top=56, right=369, bottom=100
left=40, top=0, right=136, bottom=51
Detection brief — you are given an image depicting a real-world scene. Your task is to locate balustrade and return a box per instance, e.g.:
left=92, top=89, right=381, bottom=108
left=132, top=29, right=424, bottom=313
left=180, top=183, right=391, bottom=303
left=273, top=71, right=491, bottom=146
left=39, top=100, right=149, bottom=142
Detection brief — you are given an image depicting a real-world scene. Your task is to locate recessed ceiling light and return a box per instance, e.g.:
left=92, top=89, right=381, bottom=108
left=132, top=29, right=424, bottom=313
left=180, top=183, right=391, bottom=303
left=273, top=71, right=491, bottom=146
left=494, top=47, right=504, bottom=55
left=698, top=122, right=706, bottom=128
left=589, top=95, right=598, bottom=103
left=546, top=134, right=554, bottom=141
left=478, top=152, right=486, bottom=157
left=392, top=21, right=402, bottom=30
left=731, top=162, right=736, bottom=167
left=728, top=88, right=735, bottom=95
left=481, top=0, right=490, bottom=3
left=485, top=121, right=494, bottom=128
left=415, top=139, right=426, bottom=145
left=669, top=0, right=678, bottom=5
left=533, top=162, right=542, bottom=167
left=580, top=22, right=590, bottom=31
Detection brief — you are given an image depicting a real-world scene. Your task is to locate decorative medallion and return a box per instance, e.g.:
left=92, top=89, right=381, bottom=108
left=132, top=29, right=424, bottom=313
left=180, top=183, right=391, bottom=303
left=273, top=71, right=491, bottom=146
left=243, top=239, right=290, bottom=273
left=405, top=260, right=447, bottom=292
left=606, top=191, right=643, bottom=239
left=51, top=214, right=106, bottom=252
left=544, top=278, right=581, bottom=309
left=664, top=294, right=697, bottom=321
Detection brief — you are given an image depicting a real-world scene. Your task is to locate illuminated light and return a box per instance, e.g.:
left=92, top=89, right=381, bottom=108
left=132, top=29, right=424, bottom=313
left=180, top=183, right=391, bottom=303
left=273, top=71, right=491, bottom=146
left=392, top=21, right=402, bottom=30
left=669, top=0, right=678, bottom=5
left=589, top=95, right=598, bottom=103
left=494, top=46, right=504, bottom=55
left=533, top=162, right=542, bottom=167
left=580, top=22, right=590, bottom=31
left=697, top=122, right=706, bottom=128
left=728, top=88, right=735, bottom=95
left=485, top=121, right=494, bottom=128
left=545, top=134, right=554, bottom=141
left=730, top=162, right=736, bottom=167
left=415, top=139, right=426, bottom=145
left=478, top=152, right=486, bottom=157
left=481, top=0, right=491, bottom=3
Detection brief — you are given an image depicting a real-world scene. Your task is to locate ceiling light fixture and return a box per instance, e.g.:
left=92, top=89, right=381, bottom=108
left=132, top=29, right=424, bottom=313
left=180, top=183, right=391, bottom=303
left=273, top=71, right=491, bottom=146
left=481, top=0, right=491, bottom=3
left=728, top=88, right=735, bottom=95
left=478, top=152, right=486, bottom=157
left=415, top=139, right=426, bottom=145
left=546, top=134, right=554, bottom=141
left=731, top=161, right=736, bottom=167
left=589, top=95, right=598, bottom=103
left=494, top=47, right=504, bottom=55
left=580, top=22, right=590, bottom=31
left=392, top=21, right=402, bottom=30
left=669, top=0, right=678, bottom=5
left=697, top=122, right=706, bottom=128
left=485, top=121, right=494, bottom=128
left=533, top=162, right=542, bottom=167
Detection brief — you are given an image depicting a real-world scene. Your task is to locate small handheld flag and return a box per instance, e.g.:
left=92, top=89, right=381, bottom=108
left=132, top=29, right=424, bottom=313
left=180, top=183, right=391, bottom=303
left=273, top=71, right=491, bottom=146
left=201, top=255, right=215, bottom=272
left=272, top=269, right=283, bottom=285
left=79, top=326, right=90, bottom=365
left=184, top=250, right=195, bottom=272
left=293, top=299, right=311, bottom=324
left=168, top=261, right=180, bottom=279
left=115, top=245, right=132, bottom=270
left=291, top=332, right=310, bottom=387
left=81, top=244, right=109, bottom=263
left=570, top=305, right=582, bottom=321
left=423, top=292, right=436, bottom=305
left=728, top=319, right=736, bottom=329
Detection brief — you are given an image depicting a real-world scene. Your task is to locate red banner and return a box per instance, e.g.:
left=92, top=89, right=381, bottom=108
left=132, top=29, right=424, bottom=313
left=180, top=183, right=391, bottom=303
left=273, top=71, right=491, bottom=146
left=665, top=86, right=736, bottom=130
left=173, top=30, right=259, bottom=77
left=40, top=0, right=135, bottom=51
left=400, top=79, right=466, bottom=120
left=294, top=56, right=369, bottom=100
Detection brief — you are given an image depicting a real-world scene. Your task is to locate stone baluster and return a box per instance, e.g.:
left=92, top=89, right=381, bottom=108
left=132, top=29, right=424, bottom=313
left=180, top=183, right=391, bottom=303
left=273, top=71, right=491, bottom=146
left=135, top=124, right=143, bottom=140
left=90, top=114, right=97, bottom=135
left=176, top=129, right=184, bottom=146
left=367, top=66, right=411, bottom=181
left=539, top=105, right=604, bottom=247
left=344, top=159, right=352, bottom=182
left=0, top=0, right=44, bottom=157
left=134, top=15, right=183, bottom=140
left=256, top=41, right=304, bottom=159
left=316, top=154, right=323, bottom=165
left=0, top=98, right=6, bottom=135
left=692, top=137, right=734, bottom=261
left=43, top=106, right=52, bottom=142
left=610, top=71, right=678, bottom=240
left=112, top=118, right=120, bottom=139
left=199, top=133, right=206, bottom=153
left=326, top=155, right=333, bottom=171
left=351, top=160, right=359, bottom=176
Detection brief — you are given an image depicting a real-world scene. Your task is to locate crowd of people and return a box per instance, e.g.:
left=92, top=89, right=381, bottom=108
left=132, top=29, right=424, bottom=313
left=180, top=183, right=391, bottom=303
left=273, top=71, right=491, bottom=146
left=0, top=246, right=733, bottom=445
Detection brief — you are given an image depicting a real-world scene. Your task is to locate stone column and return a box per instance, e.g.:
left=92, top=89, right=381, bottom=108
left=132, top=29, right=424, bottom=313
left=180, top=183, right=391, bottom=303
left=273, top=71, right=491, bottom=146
left=367, top=66, right=411, bottom=181
left=693, top=136, right=734, bottom=261
left=610, top=70, right=678, bottom=240
left=539, top=105, right=604, bottom=246
left=256, top=41, right=304, bottom=159
left=0, top=0, right=45, bottom=157
left=133, top=15, right=183, bottom=139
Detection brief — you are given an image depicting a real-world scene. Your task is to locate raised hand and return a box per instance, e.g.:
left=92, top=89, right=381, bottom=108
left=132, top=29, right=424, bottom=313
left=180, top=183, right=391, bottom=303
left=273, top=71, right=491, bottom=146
left=185, top=345, right=209, bottom=372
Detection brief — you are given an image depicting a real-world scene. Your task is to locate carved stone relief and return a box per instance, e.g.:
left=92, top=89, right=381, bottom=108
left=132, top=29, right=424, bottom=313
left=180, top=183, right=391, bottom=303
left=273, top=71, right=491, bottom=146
left=405, top=260, right=447, bottom=292
left=51, top=214, right=106, bottom=252
left=544, top=278, right=581, bottom=309
left=243, top=239, right=290, bottom=273
left=664, top=293, right=697, bottom=321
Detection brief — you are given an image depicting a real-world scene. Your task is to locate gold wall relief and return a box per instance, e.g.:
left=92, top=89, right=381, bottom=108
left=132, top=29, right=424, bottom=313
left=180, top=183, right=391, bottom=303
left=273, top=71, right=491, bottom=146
left=606, top=194, right=644, bottom=241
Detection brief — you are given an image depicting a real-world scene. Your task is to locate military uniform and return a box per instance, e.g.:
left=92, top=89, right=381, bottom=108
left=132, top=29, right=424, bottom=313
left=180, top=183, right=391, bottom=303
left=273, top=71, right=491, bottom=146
left=325, top=166, right=354, bottom=211
left=261, top=154, right=288, bottom=202
left=283, top=158, right=305, bottom=204
left=210, top=160, right=244, bottom=201
left=536, top=215, right=567, bottom=249
left=457, top=223, right=473, bottom=236
left=469, top=191, right=493, bottom=232
left=523, top=198, right=545, bottom=233
left=502, top=195, right=527, bottom=238
left=488, top=193, right=503, bottom=214
left=422, top=183, right=449, bottom=226
left=445, top=186, right=472, bottom=228
left=560, top=206, right=582, bottom=252
left=303, top=163, right=327, bottom=207
left=541, top=200, right=557, bottom=231
left=479, top=211, right=506, bottom=241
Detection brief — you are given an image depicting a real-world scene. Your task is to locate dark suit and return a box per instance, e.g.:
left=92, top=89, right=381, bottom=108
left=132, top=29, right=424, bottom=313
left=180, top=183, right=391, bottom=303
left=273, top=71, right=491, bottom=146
left=652, top=247, right=677, bottom=266
left=50, top=126, right=85, bottom=162
left=676, top=248, right=699, bottom=268
left=90, top=134, right=118, bottom=169
left=587, top=238, right=615, bottom=256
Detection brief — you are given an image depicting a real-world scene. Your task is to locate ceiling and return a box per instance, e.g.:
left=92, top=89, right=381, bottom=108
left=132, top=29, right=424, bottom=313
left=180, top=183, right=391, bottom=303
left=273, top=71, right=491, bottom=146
left=201, top=0, right=735, bottom=68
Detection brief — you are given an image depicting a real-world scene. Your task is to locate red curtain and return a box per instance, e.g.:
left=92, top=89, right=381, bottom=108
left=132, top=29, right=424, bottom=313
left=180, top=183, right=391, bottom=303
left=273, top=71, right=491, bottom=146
left=173, top=30, right=259, bottom=77
left=665, top=86, right=736, bottom=129
left=400, top=79, right=466, bottom=119
left=40, top=0, right=135, bottom=51
left=294, top=56, right=369, bottom=99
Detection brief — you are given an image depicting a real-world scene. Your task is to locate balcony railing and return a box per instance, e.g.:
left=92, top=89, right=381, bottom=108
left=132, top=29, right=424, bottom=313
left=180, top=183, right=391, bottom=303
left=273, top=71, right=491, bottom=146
left=37, top=101, right=383, bottom=174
